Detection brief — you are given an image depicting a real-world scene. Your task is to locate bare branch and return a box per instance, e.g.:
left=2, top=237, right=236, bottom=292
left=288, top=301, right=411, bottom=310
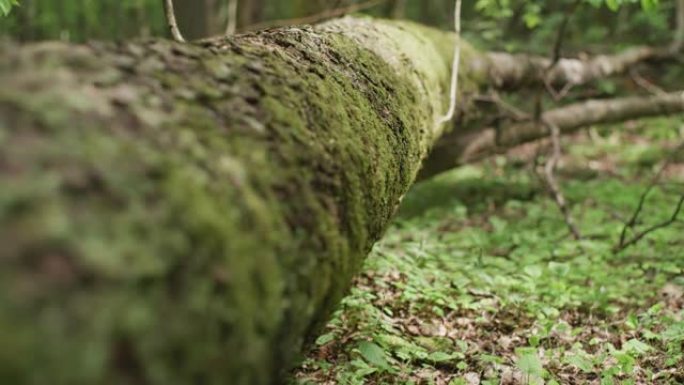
left=541, top=121, right=582, bottom=240
left=473, top=93, right=529, bottom=121
left=616, top=142, right=684, bottom=252
left=535, top=1, right=582, bottom=240
left=615, top=195, right=684, bottom=253
left=437, top=0, right=463, bottom=125
left=542, top=0, right=580, bottom=103
left=500, top=92, right=684, bottom=149
left=420, top=91, right=684, bottom=180
left=478, top=46, right=669, bottom=91
left=549, top=0, right=582, bottom=69
left=162, top=0, right=185, bottom=42
left=630, top=68, right=667, bottom=96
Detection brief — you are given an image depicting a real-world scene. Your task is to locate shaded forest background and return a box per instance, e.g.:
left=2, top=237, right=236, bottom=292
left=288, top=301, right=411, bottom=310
left=4, top=0, right=684, bottom=95
left=0, top=0, right=678, bottom=50
left=5, top=0, right=684, bottom=101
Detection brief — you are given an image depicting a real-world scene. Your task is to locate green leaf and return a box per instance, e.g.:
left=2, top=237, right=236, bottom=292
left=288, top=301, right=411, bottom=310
left=516, top=348, right=543, bottom=378
left=662, top=322, right=684, bottom=341
left=523, top=12, right=541, bottom=29
left=357, top=341, right=390, bottom=369
left=605, top=0, right=620, bottom=11
left=0, top=0, right=19, bottom=16
left=524, top=265, right=543, bottom=278
left=427, top=351, right=457, bottom=362
left=479, top=354, right=504, bottom=364
left=622, top=339, right=652, bottom=355
left=640, top=0, right=659, bottom=11
left=548, top=262, right=570, bottom=276
left=315, top=332, right=335, bottom=346
left=565, top=354, right=594, bottom=373
left=612, top=351, right=636, bottom=372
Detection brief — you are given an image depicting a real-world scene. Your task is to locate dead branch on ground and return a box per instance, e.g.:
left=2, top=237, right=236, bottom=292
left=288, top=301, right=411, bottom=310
left=615, top=143, right=684, bottom=253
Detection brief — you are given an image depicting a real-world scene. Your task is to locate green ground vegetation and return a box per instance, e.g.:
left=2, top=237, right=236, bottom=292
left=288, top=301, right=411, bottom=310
left=295, top=116, right=684, bottom=385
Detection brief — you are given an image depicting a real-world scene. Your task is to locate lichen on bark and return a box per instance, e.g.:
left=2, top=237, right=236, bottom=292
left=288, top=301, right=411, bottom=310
left=0, top=17, right=453, bottom=385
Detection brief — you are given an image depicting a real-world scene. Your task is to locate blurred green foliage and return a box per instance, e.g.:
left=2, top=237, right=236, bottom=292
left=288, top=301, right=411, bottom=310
left=0, top=0, right=167, bottom=40
left=466, top=0, right=673, bottom=53
left=0, top=0, right=19, bottom=16
left=0, top=0, right=676, bottom=53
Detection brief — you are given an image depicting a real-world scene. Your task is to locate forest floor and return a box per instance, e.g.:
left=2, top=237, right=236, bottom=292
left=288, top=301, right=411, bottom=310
left=293, top=117, right=684, bottom=385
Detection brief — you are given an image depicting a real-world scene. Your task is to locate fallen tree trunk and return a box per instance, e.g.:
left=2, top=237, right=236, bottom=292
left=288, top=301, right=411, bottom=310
left=0, top=18, right=453, bottom=385
left=420, top=91, right=684, bottom=179
left=0, top=16, right=680, bottom=385
left=474, top=46, right=669, bottom=90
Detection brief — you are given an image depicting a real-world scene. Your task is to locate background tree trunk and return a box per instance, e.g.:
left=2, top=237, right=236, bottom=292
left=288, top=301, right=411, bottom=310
left=385, top=0, right=407, bottom=19
left=175, top=0, right=221, bottom=39
left=674, top=0, right=684, bottom=51
left=238, top=0, right=264, bottom=30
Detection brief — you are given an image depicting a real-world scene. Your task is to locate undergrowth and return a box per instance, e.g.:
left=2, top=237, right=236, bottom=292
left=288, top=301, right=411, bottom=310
left=294, top=117, right=684, bottom=385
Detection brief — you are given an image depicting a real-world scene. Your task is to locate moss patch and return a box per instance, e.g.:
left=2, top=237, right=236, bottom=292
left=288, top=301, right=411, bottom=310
left=0, top=17, right=459, bottom=385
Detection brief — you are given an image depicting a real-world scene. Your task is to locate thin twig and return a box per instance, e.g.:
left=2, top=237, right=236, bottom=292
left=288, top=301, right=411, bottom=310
left=437, top=0, right=463, bottom=125
left=162, top=0, right=185, bottom=42
left=243, top=0, right=387, bottom=31
left=617, top=142, right=684, bottom=251
left=543, top=120, right=583, bottom=240
left=534, top=0, right=583, bottom=240
left=473, top=92, right=530, bottom=121
left=629, top=68, right=667, bottom=96
left=537, top=0, right=582, bottom=103
left=225, top=0, right=239, bottom=36
left=618, top=179, right=660, bottom=248
left=549, top=2, right=580, bottom=69
left=615, top=195, right=684, bottom=253
left=544, top=79, right=575, bottom=102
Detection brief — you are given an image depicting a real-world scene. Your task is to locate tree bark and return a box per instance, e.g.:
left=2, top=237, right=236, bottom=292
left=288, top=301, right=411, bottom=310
left=419, top=92, right=684, bottom=179
left=674, top=0, right=684, bottom=51
left=473, top=46, right=668, bottom=90
left=226, top=0, right=239, bottom=35
left=174, top=0, right=222, bottom=39
left=237, top=0, right=263, bottom=30
left=0, top=18, right=451, bottom=385
left=385, top=0, right=407, bottom=19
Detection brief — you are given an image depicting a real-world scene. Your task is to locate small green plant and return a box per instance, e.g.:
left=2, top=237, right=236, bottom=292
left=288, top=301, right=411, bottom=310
left=294, top=117, right=684, bottom=384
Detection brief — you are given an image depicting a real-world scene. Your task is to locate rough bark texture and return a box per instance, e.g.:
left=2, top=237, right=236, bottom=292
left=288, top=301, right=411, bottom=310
left=0, top=18, right=452, bottom=385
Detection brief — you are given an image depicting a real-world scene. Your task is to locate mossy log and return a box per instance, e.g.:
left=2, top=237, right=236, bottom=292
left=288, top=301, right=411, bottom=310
left=0, top=18, right=454, bottom=385
left=1, top=14, right=680, bottom=385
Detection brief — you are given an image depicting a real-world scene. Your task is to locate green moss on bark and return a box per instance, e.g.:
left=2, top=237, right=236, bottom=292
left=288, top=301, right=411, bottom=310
left=0, top=17, right=453, bottom=385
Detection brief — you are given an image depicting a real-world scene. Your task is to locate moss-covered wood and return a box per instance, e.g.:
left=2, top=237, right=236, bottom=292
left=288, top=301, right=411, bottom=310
left=0, top=18, right=453, bottom=385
